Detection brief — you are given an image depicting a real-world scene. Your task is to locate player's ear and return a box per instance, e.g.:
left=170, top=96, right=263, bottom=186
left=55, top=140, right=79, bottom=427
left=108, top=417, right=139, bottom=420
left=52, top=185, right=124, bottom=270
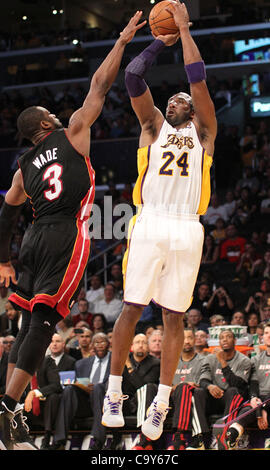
left=40, top=120, right=53, bottom=130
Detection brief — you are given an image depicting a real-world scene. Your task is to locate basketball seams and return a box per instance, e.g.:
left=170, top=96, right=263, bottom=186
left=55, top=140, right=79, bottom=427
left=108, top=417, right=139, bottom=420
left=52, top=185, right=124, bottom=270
left=149, top=0, right=178, bottom=35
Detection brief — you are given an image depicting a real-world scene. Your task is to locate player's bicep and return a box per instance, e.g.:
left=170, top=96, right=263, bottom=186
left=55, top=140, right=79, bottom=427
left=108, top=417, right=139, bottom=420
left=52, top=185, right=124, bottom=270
left=5, top=170, right=27, bottom=206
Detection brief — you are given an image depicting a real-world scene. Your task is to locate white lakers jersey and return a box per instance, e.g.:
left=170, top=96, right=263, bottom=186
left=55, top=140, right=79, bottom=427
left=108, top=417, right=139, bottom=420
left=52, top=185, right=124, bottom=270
left=133, top=119, right=213, bottom=215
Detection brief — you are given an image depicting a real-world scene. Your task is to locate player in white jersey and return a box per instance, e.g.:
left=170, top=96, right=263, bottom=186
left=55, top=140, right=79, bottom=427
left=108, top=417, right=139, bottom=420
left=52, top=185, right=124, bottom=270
left=102, top=1, right=217, bottom=442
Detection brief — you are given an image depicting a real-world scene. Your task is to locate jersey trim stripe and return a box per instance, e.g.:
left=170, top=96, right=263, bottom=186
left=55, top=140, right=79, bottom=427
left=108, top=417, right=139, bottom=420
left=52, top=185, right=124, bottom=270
left=140, top=145, right=151, bottom=205
left=9, top=293, right=31, bottom=311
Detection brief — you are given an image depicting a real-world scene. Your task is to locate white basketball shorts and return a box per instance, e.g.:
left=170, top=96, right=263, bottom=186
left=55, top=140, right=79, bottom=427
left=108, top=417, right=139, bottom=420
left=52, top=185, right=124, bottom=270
left=123, top=207, right=204, bottom=313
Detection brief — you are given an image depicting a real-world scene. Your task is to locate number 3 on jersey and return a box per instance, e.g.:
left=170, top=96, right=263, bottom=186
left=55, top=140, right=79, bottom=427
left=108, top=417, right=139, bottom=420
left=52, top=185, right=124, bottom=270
left=43, top=163, right=63, bottom=201
left=159, top=151, right=189, bottom=177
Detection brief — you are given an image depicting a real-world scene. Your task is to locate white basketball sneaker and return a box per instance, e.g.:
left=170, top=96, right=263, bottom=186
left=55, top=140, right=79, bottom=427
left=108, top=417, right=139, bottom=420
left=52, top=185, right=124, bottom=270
left=102, top=392, right=128, bottom=427
left=141, top=400, right=169, bottom=440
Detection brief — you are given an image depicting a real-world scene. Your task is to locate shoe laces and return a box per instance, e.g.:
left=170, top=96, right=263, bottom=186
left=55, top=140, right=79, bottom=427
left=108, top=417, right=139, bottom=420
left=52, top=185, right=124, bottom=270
left=149, top=402, right=169, bottom=428
left=11, top=408, right=29, bottom=433
left=106, top=393, right=128, bottom=415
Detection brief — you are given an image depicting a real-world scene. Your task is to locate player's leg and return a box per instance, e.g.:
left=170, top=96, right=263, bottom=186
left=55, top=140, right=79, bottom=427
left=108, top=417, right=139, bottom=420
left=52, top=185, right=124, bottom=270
left=102, top=211, right=162, bottom=428
left=0, top=305, right=62, bottom=450
left=141, top=310, right=184, bottom=440
left=102, top=302, right=143, bottom=427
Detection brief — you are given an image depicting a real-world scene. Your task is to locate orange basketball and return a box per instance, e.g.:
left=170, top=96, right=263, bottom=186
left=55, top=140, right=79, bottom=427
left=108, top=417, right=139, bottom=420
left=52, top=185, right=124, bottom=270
left=149, top=0, right=178, bottom=36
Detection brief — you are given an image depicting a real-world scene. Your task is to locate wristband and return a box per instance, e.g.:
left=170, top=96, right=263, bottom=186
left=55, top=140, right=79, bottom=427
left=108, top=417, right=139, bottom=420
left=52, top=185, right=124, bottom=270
left=185, top=61, right=206, bottom=84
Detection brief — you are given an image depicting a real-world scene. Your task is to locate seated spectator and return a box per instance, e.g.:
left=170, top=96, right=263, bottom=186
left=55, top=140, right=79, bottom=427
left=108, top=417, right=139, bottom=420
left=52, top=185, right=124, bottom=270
left=245, top=291, right=264, bottom=317
left=260, top=278, right=270, bottom=305
left=186, top=309, right=209, bottom=333
left=236, top=240, right=262, bottom=275
left=49, top=333, right=76, bottom=372
left=220, top=224, right=246, bottom=265
left=221, top=322, right=270, bottom=449
left=194, top=330, right=209, bottom=355
left=65, top=321, right=90, bottom=350
left=203, top=193, right=229, bottom=227
left=200, top=330, right=252, bottom=450
left=2, top=335, right=16, bottom=355
left=0, top=337, right=8, bottom=395
left=106, top=328, right=113, bottom=352
left=247, top=312, right=260, bottom=335
left=148, top=329, right=163, bottom=359
left=210, top=217, right=227, bottom=246
left=219, top=189, right=237, bottom=220
left=205, top=285, right=234, bottom=321
left=91, top=313, right=108, bottom=335
left=259, top=301, right=270, bottom=323
left=189, top=283, right=211, bottom=318
left=121, top=334, right=160, bottom=451
left=55, top=316, right=74, bottom=344
left=23, top=355, right=63, bottom=449
left=260, top=185, right=270, bottom=217
left=109, top=263, right=122, bottom=285
left=250, top=249, right=270, bottom=279
left=93, top=283, right=122, bottom=326
left=233, top=186, right=258, bottom=231
left=0, top=301, right=21, bottom=337
left=236, top=165, right=260, bottom=192
left=50, top=333, right=111, bottom=450
left=229, top=268, right=253, bottom=311
left=143, top=324, right=155, bottom=339
left=85, top=275, right=104, bottom=312
left=256, top=322, right=265, bottom=344
left=209, top=314, right=226, bottom=327
left=68, top=327, right=94, bottom=361
left=230, top=310, right=246, bottom=326
left=72, top=299, right=93, bottom=329
left=201, top=234, right=219, bottom=266
left=168, top=328, right=210, bottom=450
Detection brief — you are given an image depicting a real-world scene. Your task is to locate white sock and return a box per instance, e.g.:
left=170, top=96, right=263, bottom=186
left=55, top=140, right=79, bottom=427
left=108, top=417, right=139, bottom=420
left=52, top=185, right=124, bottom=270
left=155, top=384, right=172, bottom=405
left=229, top=423, right=243, bottom=437
left=108, top=375, right=123, bottom=394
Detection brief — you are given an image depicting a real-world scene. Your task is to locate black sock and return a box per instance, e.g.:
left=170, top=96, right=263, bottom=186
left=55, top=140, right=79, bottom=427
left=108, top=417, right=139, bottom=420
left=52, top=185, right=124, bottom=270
left=1, top=394, right=18, bottom=412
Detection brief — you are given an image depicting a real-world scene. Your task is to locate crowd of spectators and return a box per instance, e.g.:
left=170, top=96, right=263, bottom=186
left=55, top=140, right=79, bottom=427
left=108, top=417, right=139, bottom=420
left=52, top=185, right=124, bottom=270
left=0, top=1, right=269, bottom=53
left=0, top=73, right=242, bottom=150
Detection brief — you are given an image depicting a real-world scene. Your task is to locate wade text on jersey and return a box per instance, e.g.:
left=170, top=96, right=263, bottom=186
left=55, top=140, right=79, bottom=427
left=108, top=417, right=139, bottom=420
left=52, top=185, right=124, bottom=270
left=32, top=147, right=58, bottom=169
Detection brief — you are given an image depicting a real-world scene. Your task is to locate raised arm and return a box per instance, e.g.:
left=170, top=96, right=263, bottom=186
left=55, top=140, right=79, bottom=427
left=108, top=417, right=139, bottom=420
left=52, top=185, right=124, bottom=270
left=66, top=11, right=146, bottom=149
left=170, top=1, right=217, bottom=156
left=125, top=34, right=179, bottom=147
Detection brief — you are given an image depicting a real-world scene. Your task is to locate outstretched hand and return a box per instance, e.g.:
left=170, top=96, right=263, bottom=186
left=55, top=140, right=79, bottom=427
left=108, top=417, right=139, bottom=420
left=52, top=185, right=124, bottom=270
left=0, top=261, right=17, bottom=287
left=119, top=11, right=147, bottom=45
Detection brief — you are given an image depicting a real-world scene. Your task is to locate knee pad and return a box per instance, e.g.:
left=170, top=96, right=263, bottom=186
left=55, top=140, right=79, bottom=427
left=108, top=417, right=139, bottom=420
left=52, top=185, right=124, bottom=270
left=8, top=309, right=31, bottom=365
left=16, top=305, right=62, bottom=376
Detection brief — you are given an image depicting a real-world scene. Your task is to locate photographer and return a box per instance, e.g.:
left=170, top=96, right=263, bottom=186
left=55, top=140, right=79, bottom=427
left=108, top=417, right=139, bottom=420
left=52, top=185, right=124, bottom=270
left=68, top=327, right=94, bottom=360
left=205, top=285, right=234, bottom=321
left=245, top=292, right=264, bottom=317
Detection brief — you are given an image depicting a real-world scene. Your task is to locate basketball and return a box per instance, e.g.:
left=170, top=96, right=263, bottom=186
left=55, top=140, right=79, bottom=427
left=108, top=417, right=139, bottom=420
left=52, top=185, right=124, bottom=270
left=149, top=0, right=178, bottom=36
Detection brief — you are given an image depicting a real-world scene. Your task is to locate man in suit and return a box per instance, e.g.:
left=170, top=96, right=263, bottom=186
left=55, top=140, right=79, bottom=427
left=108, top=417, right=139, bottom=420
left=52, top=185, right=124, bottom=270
left=50, top=332, right=111, bottom=450
left=17, top=354, right=63, bottom=450
left=33, top=334, right=77, bottom=449
left=49, top=333, right=76, bottom=373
